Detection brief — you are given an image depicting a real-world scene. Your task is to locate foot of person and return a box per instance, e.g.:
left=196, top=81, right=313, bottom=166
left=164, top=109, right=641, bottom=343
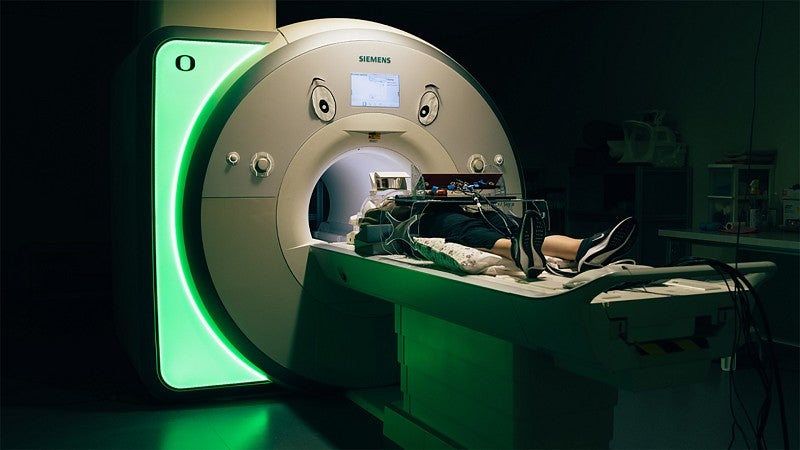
left=576, top=217, right=638, bottom=272
left=512, top=210, right=546, bottom=278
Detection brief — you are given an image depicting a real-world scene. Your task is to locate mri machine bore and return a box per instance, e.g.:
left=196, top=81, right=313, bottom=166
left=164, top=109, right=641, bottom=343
left=114, top=18, right=777, bottom=448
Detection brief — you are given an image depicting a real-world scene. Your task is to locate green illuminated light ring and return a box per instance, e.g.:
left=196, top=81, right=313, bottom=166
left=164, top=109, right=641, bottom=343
left=154, top=40, right=270, bottom=389
left=168, top=81, right=265, bottom=381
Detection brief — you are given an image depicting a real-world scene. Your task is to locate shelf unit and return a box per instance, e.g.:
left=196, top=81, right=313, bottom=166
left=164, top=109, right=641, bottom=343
left=566, top=166, right=691, bottom=266
left=707, top=164, right=774, bottom=226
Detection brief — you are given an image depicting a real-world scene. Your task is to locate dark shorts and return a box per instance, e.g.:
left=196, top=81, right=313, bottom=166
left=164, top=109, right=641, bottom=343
left=417, top=204, right=519, bottom=249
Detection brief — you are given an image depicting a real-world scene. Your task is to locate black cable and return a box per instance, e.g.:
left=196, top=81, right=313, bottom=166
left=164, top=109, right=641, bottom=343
left=715, top=260, right=776, bottom=449
left=475, top=193, right=517, bottom=239
left=453, top=179, right=518, bottom=239
left=735, top=0, right=766, bottom=264
left=721, top=3, right=788, bottom=447
left=715, top=266, right=756, bottom=449
left=675, top=257, right=789, bottom=449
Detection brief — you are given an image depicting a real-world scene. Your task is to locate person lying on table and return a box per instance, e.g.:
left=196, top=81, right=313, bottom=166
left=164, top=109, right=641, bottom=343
left=357, top=200, right=638, bottom=278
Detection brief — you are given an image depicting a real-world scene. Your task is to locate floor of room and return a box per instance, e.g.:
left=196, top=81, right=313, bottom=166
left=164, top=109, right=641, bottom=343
left=2, top=354, right=798, bottom=449
left=1, top=285, right=798, bottom=449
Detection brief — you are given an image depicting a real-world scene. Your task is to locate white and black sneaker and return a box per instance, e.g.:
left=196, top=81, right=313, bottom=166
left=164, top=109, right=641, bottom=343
left=576, top=217, right=638, bottom=272
left=511, top=210, right=546, bottom=278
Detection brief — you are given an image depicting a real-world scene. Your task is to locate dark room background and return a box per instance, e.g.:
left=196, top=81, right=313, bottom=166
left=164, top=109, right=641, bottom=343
left=2, top=1, right=798, bottom=395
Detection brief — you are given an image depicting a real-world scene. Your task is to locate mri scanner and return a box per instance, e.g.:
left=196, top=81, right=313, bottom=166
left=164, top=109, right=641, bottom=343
left=113, top=17, right=777, bottom=448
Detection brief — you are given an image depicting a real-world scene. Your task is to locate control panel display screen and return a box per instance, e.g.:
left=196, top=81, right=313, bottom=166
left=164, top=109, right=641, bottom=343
left=350, top=73, right=400, bottom=108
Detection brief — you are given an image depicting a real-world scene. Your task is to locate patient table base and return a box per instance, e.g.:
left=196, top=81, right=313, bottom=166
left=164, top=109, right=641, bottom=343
left=384, top=306, right=618, bottom=449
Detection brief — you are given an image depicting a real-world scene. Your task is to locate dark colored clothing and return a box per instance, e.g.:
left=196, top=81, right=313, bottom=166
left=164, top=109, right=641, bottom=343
left=416, top=203, right=519, bottom=249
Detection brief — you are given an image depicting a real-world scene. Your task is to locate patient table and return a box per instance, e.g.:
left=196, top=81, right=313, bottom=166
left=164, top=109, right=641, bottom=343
left=308, top=242, right=775, bottom=448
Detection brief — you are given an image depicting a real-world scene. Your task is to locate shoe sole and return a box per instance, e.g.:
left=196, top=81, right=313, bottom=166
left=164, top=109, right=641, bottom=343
left=580, top=217, right=637, bottom=272
left=519, top=212, right=546, bottom=278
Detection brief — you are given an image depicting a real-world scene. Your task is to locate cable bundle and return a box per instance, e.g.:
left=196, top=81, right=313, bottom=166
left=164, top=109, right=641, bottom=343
left=675, top=257, right=789, bottom=449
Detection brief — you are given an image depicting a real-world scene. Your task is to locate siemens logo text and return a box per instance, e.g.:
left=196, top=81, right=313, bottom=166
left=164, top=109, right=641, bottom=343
left=359, top=56, right=391, bottom=63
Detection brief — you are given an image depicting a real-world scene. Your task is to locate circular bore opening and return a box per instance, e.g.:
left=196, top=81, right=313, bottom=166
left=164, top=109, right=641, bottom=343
left=307, top=146, right=417, bottom=243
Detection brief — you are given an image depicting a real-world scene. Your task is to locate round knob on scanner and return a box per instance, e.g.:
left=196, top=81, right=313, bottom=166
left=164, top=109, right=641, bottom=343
left=468, top=154, right=487, bottom=173
left=226, top=151, right=240, bottom=166
left=250, top=152, right=274, bottom=178
left=255, top=158, right=270, bottom=172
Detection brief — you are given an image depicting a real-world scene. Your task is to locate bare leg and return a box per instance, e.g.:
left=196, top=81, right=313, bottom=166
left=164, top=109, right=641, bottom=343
left=480, top=235, right=581, bottom=261
left=478, top=239, right=513, bottom=260
left=541, top=235, right=581, bottom=260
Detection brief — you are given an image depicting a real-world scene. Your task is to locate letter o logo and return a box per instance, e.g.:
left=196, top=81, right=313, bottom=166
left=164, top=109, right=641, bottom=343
left=175, top=55, right=196, bottom=71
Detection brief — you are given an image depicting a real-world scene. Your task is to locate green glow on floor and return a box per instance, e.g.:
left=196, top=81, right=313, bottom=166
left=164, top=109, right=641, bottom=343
left=153, top=39, right=270, bottom=389
left=159, top=404, right=270, bottom=449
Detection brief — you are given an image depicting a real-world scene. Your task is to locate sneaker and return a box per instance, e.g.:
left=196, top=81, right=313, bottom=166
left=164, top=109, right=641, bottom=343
left=512, top=210, right=546, bottom=278
left=576, top=217, right=638, bottom=272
